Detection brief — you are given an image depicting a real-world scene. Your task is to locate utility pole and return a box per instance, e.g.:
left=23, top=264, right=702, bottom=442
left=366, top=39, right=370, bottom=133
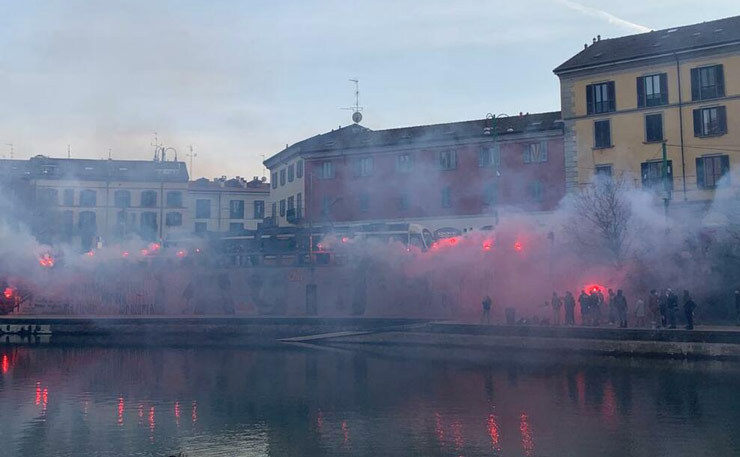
left=662, top=141, right=671, bottom=228
left=186, top=145, right=197, bottom=178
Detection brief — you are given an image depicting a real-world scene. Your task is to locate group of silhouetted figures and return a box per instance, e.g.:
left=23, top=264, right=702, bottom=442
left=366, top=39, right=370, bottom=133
left=481, top=287, right=700, bottom=329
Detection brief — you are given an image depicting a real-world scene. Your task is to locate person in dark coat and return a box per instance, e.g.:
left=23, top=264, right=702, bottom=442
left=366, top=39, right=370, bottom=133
left=614, top=289, right=628, bottom=328
left=666, top=288, right=678, bottom=329
left=564, top=291, right=576, bottom=326
left=551, top=292, right=563, bottom=325
left=578, top=291, right=590, bottom=326
left=590, top=289, right=601, bottom=326
left=607, top=289, right=617, bottom=325
left=648, top=289, right=660, bottom=328
left=481, top=295, right=492, bottom=324
left=659, top=290, right=668, bottom=328
left=683, top=290, right=697, bottom=330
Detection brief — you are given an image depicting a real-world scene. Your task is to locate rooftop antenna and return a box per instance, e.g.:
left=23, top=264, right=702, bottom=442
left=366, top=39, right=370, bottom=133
left=341, top=78, right=363, bottom=124
left=67, top=144, right=71, bottom=158
left=186, top=145, right=197, bottom=177
left=151, top=132, right=161, bottom=161
left=5, top=144, right=13, bottom=159
left=108, top=148, right=112, bottom=160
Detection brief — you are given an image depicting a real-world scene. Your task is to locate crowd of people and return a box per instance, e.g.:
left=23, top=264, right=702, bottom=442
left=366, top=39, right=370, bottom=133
left=481, top=287, right=702, bottom=329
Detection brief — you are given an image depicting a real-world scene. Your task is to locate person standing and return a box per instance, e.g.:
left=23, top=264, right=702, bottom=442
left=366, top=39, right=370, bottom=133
left=481, top=295, right=492, bottom=324
left=648, top=290, right=660, bottom=328
left=608, top=289, right=617, bottom=325
left=667, top=288, right=678, bottom=329
left=615, top=289, right=628, bottom=328
left=634, top=297, right=646, bottom=327
left=578, top=291, right=590, bottom=326
left=590, top=289, right=601, bottom=326
left=551, top=292, right=562, bottom=325
left=683, top=290, right=697, bottom=330
left=564, top=291, right=576, bottom=326
left=659, top=289, right=669, bottom=328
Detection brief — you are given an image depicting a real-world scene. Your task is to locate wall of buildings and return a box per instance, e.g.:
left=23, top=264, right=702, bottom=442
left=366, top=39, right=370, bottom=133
left=189, top=178, right=270, bottom=234
left=267, top=156, right=305, bottom=226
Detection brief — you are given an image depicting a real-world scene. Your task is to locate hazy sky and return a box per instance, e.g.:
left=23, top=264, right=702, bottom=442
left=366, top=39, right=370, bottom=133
left=1, top=1, right=738, bottom=179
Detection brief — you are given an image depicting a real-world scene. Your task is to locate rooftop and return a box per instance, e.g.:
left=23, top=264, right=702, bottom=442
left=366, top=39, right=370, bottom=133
left=554, top=15, right=740, bottom=74
left=189, top=177, right=270, bottom=192
left=264, top=111, right=562, bottom=166
left=0, top=156, right=189, bottom=182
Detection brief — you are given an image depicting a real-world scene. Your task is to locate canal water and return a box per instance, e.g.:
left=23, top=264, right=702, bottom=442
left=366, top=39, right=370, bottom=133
left=1, top=344, right=739, bottom=457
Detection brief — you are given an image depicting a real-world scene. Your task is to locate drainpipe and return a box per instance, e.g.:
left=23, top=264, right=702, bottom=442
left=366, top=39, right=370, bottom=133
left=675, top=53, right=687, bottom=201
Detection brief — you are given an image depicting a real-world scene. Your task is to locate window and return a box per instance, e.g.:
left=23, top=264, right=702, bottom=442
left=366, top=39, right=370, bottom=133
left=62, top=211, right=74, bottom=237
left=271, top=172, right=278, bottom=189
left=693, top=106, right=727, bottom=137
left=194, top=222, right=207, bottom=235
left=483, top=182, right=498, bottom=206
left=478, top=146, right=500, bottom=167
left=594, top=120, right=611, bottom=148
left=78, top=211, right=96, bottom=233
left=287, top=196, right=295, bottom=213
left=140, top=212, right=158, bottom=239
left=645, top=114, right=664, bottom=143
left=441, top=187, right=451, bottom=208
left=641, top=160, right=673, bottom=190
left=321, top=197, right=331, bottom=216
left=63, top=189, right=74, bottom=206
left=80, top=189, right=97, bottom=207
left=397, top=154, right=412, bottom=172
left=288, top=164, right=295, bottom=182
left=296, top=193, right=302, bottom=219
left=595, top=165, right=613, bottom=177
left=271, top=202, right=277, bottom=221
left=354, top=157, right=374, bottom=177
left=530, top=181, right=543, bottom=202
left=637, top=74, right=668, bottom=107
left=523, top=142, right=548, bottom=163
left=114, top=190, right=131, bottom=208
left=359, top=193, right=369, bottom=212
left=195, top=199, right=211, bottom=219
left=399, top=193, right=410, bottom=211
left=229, top=200, right=245, bottom=219
left=440, top=150, right=457, bottom=170
left=279, top=169, right=286, bottom=186
left=254, top=200, right=265, bottom=219
left=691, top=65, right=724, bottom=101
left=296, top=160, right=304, bottom=178
left=280, top=199, right=286, bottom=217
left=141, top=191, right=157, bottom=208
left=586, top=81, right=616, bottom=114
left=39, top=188, right=58, bottom=206
left=229, top=222, right=243, bottom=233
left=696, top=155, right=730, bottom=189
left=166, top=212, right=182, bottom=226
left=166, top=191, right=183, bottom=208
left=319, top=161, right=334, bottom=179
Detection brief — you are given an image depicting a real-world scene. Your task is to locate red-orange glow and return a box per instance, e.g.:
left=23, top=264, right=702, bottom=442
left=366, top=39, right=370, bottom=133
left=42, top=388, right=48, bottom=409
left=487, top=414, right=500, bottom=450
left=140, top=249, right=149, bottom=256
left=191, top=401, right=197, bottom=424
left=174, top=401, right=180, bottom=426
left=448, top=237, right=458, bottom=245
left=86, top=250, right=95, bottom=257
left=121, top=251, right=130, bottom=258
left=583, top=283, right=605, bottom=294
left=519, top=412, right=534, bottom=456
left=483, top=242, right=492, bottom=251
left=176, top=250, right=187, bottom=258
left=431, top=242, right=439, bottom=250
left=39, top=254, right=55, bottom=268
left=451, top=420, right=465, bottom=452
left=434, top=412, right=445, bottom=447
left=342, top=420, right=350, bottom=446
left=316, top=410, right=323, bottom=431
left=35, top=382, right=41, bottom=405
left=118, top=397, right=124, bottom=426
left=149, top=243, right=161, bottom=252
left=1, top=355, right=8, bottom=374
left=317, top=243, right=324, bottom=250
left=148, top=406, right=155, bottom=432
left=341, top=237, right=349, bottom=243
left=3, top=287, right=15, bottom=300
left=513, top=241, right=523, bottom=252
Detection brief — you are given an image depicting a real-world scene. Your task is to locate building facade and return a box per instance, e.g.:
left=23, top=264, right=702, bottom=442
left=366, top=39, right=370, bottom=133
left=264, top=112, right=565, bottom=232
left=554, top=15, right=740, bottom=204
left=188, top=177, right=270, bottom=235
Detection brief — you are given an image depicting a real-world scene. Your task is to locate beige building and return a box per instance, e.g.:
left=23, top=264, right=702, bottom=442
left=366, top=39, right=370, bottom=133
left=263, top=151, right=305, bottom=226
left=554, top=15, right=740, bottom=205
left=188, top=177, right=270, bottom=234
left=20, top=156, right=190, bottom=249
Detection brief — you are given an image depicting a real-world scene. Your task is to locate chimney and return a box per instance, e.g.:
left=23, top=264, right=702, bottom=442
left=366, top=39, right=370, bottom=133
left=592, top=37, right=596, bottom=44
left=597, top=34, right=601, bottom=41
left=584, top=43, right=588, bottom=49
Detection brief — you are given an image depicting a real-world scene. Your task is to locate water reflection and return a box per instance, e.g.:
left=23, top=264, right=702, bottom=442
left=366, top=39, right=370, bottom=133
left=1, top=345, right=740, bottom=456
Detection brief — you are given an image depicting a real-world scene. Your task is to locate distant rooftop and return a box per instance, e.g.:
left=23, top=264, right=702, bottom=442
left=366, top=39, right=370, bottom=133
left=264, top=111, right=562, bottom=166
left=0, top=156, right=189, bottom=182
left=189, top=176, right=270, bottom=192
left=554, top=15, right=740, bottom=74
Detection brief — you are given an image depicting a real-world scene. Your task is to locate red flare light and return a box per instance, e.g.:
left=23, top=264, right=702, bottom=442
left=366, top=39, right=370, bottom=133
left=85, top=251, right=95, bottom=258
left=317, top=243, right=324, bottom=250
left=39, top=254, right=55, bottom=268
left=483, top=241, right=492, bottom=251
left=513, top=241, right=523, bottom=252
left=176, top=250, right=187, bottom=258
left=149, top=243, right=161, bottom=252
left=121, top=251, right=130, bottom=258
left=583, top=283, right=605, bottom=294
left=431, top=242, right=439, bottom=250
left=3, top=287, right=15, bottom=300
left=341, top=237, right=349, bottom=243
left=140, top=249, right=149, bottom=256
left=448, top=237, right=458, bottom=245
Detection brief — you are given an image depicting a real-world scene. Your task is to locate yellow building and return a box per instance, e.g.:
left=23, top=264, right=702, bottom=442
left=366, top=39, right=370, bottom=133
left=554, top=15, right=740, bottom=204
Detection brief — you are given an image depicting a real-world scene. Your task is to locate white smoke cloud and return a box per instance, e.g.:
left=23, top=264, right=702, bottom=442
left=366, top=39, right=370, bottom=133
left=554, top=0, right=652, bottom=33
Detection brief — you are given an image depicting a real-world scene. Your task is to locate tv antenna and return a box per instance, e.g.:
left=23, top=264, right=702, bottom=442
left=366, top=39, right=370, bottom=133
left=342, top=78, right=363, bottom=124
left=151, top=132, right=162, bottom=161
left=186, top=145, right=198, bottom=177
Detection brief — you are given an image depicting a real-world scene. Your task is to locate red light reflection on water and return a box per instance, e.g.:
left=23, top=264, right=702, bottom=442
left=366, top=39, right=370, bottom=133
left=342, top=420, right=350, bottom=446
left=191, top=401, right=197, bottom=424
left=118, top=397, right=124, bottom=426
left=519, top=412, right=534, bottom=456
left=434, top=412, right=445, bottom=447
left=35, top=382, right=41, bottom=405
left=451, top=420, right=465, bottom=453
left=138, top=403, right=144, bottom=420
left=174, top=401, right=180, bottom=426
left=316, top=410, right=323, bottom=431
left=2, top=354, right=8, bottom=374
left=487, top=414, right=501, bottom=451
left=149, top=406, right=155, bottom=435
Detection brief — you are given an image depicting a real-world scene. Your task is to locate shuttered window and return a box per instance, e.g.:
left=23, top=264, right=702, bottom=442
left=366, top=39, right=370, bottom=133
left=696, top=155, right=730, bottom=189
left=637, top=74, right=668, bottom=107
left=693, top=106, right=727, bottom=137
left=691, top=65, right=725, bottom=101
left=586, top=81, right=616, bottom=115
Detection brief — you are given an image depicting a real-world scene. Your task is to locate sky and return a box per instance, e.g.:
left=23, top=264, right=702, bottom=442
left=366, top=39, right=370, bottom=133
left=0, top=0, right=738, bottom=179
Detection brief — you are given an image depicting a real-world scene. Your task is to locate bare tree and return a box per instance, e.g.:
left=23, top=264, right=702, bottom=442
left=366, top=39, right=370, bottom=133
left=567, top=175, right=633, bottom=266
